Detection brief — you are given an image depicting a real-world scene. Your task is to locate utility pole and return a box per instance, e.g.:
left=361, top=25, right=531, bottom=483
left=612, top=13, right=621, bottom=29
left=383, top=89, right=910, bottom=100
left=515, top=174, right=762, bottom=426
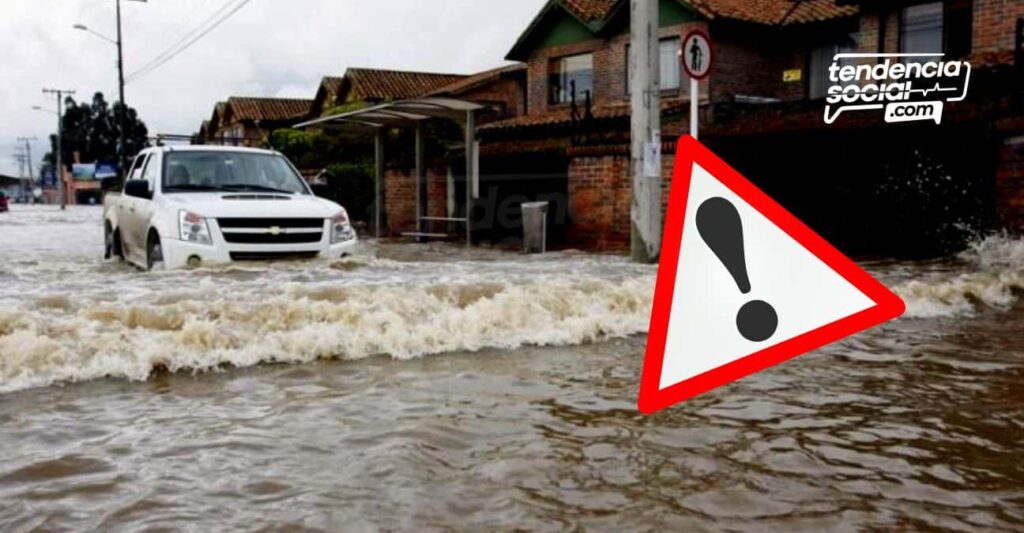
left=17, top=137, right=36, bottom=183
left=17, top=137, right=37, bottom=203
left=629, top=0, right=662, bottom=263
left=116, top=0, right=128, bottom=179
left=74, top=0, right=146, bottom=180
left=12, top=152, right=27, bottom=201
left=43, top=88, right=75, bottom=210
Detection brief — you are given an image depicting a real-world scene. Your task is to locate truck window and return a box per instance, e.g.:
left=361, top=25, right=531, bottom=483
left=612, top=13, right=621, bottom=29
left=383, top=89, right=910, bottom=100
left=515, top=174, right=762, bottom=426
left=127, top=154, right=147, bottom=181
left=141, top=153, right=159, bottom=183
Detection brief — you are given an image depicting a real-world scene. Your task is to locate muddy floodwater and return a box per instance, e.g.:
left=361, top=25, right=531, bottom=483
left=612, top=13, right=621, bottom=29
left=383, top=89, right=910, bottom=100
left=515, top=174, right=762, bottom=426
left=1, top=205, right=1023, bottom=531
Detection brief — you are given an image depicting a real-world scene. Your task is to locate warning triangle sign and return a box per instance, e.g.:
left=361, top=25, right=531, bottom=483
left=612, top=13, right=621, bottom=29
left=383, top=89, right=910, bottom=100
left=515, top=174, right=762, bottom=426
left=639, top=136, right=905, bottom=414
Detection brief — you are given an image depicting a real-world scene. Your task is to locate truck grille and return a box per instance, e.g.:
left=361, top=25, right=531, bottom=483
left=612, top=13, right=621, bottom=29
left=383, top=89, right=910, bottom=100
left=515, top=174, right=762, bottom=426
left=218, top=218, right=325, bottom=245
left=224, top=233, right=323, bottom=244
left=230, top=252, right=320, bottom=261
left=218, top=218, right=323, bottom=229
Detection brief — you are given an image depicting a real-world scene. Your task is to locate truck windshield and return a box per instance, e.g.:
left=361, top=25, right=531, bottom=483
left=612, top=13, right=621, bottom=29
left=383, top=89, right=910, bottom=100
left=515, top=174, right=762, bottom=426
left=162, top=151, right=309, bottom=195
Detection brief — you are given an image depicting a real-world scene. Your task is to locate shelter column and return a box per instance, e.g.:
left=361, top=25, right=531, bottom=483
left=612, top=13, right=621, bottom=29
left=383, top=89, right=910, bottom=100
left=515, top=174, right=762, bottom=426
left=465, top=110, right=475, bottom=247
left=375, top=128, right=385, bottom=239
left=415, top=121, right=424, bottom=237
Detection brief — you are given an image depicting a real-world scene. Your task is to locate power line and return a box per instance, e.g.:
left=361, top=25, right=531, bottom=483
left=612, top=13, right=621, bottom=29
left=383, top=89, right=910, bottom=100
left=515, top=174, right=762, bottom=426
left=126, top=0, right=252, bottom=84
left=125, top=0, right=240, bottom=81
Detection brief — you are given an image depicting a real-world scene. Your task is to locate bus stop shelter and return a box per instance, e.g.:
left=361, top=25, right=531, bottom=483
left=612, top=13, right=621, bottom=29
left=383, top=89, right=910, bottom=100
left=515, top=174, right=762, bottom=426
left=294, top=97, right=484, bottom=246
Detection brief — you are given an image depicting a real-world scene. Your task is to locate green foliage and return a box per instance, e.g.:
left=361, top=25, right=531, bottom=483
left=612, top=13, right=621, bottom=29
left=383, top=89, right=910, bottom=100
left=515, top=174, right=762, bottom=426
left=321, top=100, right=373, bottom=118
left=270, top=130, right=315, bottom=162
left=43, top=92, right=149, bottom=173
left=325, top=163, right=375, bottom=223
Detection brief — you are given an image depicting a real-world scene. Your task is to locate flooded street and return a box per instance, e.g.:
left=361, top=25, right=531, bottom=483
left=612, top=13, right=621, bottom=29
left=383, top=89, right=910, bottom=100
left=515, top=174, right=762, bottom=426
left=1, top=205, right=1023, bottom=531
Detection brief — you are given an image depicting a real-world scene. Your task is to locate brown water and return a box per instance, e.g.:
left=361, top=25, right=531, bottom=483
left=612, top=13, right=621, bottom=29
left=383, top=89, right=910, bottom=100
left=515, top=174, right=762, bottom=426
left=1, top=205, right=1023, bottom=531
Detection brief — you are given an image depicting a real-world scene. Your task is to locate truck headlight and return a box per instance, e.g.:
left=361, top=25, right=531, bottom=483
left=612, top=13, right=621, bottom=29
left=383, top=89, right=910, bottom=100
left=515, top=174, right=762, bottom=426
left=179, top=210, right=212, bottom=245
left=331, top=209, right=355, bottom=244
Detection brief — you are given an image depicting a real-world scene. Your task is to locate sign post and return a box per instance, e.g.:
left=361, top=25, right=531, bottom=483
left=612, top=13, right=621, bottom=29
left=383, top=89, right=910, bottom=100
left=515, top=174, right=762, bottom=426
left=682, top=30, right=712, bottom=139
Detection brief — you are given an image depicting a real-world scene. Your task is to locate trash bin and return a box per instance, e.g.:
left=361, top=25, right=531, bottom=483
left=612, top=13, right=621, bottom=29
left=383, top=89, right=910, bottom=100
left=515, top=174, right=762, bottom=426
left=521, top=201, right=549, bottom=254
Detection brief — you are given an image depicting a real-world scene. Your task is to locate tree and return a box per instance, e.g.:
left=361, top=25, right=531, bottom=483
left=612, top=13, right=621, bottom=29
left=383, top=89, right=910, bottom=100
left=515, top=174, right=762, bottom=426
left=44, top=92, right=149, bottom=175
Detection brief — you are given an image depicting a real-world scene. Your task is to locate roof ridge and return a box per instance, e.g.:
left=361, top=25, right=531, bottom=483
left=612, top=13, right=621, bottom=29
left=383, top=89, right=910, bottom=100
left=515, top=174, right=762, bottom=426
left=345, top=66, right=469, bottom=77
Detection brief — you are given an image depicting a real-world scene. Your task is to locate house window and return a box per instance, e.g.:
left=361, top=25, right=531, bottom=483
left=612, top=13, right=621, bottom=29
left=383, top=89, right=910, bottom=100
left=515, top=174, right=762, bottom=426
left=808, top=42, right=854, bottom=100
left=626, top=38, right=683, bottom=95
left=900, top=1, right=973, bottom=58
left=660, top=38, right=682, bottom=91
left=901, top=2, right=944, bottom=54
left=550, top=53, right=593, bottom=105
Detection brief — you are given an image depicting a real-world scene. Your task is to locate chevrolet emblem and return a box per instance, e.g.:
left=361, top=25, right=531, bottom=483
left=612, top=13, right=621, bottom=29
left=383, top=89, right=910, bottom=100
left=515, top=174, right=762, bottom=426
left=268, top=226, right=284, bottom=236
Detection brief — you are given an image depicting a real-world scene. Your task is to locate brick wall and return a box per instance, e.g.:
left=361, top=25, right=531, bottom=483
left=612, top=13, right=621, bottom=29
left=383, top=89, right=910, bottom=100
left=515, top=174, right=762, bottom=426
left=383, top=166, right=450, bottom=236
left=566, top=155, right=631, bottom=250
left=974, top=0, right=1024, bottom=53
left=565, top=147, right=679, bottom=251
left=857, top=2, right=1024, bottom=56
left=997, top=135, right=1024, bottom=234
left=710, top=25, right=801, bottom=102
left=384, top=169, right=416, bottom=234
left=525, top=20, right=823, bottom=110
left=455, top=78, right=526, bottom=121
left=524, top=24, right=703, bottom=117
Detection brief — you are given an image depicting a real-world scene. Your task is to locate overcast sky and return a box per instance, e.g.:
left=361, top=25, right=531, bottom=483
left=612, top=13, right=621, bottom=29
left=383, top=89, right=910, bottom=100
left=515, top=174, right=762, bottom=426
left=0, top=0, right=546, bottom=176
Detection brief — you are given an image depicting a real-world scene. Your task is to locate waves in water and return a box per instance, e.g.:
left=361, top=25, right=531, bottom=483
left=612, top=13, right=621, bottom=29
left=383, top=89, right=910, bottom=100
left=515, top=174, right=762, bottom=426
left=0, top=274, right=653, bottom=393
left=894, top=235, right=1024, bottom=318
left=1, top=206, right=1022, bottom=393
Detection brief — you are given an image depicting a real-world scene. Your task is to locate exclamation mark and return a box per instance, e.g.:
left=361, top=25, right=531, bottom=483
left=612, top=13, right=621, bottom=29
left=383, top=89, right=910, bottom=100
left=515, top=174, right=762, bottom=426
left=696, top=197, right=779, bottom=342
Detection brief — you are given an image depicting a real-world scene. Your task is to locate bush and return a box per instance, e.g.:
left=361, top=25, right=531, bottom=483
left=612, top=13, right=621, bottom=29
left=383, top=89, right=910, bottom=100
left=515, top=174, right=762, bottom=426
left=325, top=163, right=375, bottom=224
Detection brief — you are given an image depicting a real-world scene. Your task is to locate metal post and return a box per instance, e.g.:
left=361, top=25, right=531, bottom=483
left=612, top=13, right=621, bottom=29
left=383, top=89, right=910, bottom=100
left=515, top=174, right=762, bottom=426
left=415, top=120, right=424, bottom=237
left=465, top=110, right=475, bottom=247
left=690, top=78, right=700, bottom=139
left=43, top=89, right=74, bottom=210
left=629, top=0, right=661, bottom=263
left=374, top=128, right=385, bottom=239
left=16, top=137, right=36, bottom=202
left=116, top=0, right=128, bottom=180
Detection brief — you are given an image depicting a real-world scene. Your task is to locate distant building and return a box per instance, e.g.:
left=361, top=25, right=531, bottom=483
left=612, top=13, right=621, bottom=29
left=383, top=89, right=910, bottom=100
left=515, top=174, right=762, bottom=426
left=306, top=68, right=469, bottom=118
left=200, top=97, right=313, bottom=147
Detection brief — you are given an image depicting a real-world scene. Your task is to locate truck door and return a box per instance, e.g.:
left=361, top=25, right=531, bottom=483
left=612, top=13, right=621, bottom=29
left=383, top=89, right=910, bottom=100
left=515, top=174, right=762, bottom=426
left=133, top=151, right=161, bottom=250
left=121, top=153, right=153, bottom=257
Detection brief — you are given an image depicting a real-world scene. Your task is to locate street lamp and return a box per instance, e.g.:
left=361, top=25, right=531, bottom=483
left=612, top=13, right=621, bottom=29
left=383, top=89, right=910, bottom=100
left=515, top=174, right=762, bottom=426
left=73, top=0, right=147, bottom=183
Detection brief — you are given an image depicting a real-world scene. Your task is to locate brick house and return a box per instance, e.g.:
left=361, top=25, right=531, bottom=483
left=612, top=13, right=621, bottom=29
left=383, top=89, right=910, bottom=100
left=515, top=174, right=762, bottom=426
left=202, top=97, right=313, bottom=147
left=465, top=0, right=1024, bottom=255
left=319, top=0, right=1024, bottom=254
left=465, top=0, right=870, bottom=250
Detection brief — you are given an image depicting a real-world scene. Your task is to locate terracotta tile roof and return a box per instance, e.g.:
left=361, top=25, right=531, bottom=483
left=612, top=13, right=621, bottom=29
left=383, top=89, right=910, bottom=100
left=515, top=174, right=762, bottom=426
left=554, top=0, right=855, bottom=26
left=431, top=63, right=527, bottom=96
left=346, top=68, right=468, bottom=101
left=689, top=0, right=856, bottom=25
left=561, top=0, right=621, bottom=22
left=226, top=97, right=313, bottom=122
left=479, top=101, right=688, bottom=132
left=320, top=76, right=345, bottom=100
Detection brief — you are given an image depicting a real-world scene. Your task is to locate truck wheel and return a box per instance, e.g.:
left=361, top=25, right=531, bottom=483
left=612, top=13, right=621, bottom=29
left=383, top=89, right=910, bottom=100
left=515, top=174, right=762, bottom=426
left=105, top=223, right=124, bottom=261
left=147, top=232, right=164, bottom=271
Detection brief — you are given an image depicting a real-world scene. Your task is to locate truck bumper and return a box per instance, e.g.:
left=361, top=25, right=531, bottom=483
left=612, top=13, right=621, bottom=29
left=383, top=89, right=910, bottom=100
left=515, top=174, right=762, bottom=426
left=160, top=238, right=359, bottom=270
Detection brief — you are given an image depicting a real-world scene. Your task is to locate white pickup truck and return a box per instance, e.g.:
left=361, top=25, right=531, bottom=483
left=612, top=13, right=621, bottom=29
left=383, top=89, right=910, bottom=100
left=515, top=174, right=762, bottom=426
left=103, top=145, right=357, bottom=270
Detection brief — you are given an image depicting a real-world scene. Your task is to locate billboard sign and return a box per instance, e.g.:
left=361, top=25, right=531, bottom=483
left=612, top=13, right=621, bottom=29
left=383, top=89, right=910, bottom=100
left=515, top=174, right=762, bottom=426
left=72, top=163, right=97, bottom=181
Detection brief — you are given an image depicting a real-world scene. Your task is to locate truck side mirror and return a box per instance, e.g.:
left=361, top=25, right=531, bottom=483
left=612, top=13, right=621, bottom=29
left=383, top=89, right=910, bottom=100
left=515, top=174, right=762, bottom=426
left=124, top=180, right=152, bottom=200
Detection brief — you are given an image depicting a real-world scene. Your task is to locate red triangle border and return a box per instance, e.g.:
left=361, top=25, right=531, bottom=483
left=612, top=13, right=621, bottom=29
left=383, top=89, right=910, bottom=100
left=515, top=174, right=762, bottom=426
left=638, top=136, right=906, bottom=415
